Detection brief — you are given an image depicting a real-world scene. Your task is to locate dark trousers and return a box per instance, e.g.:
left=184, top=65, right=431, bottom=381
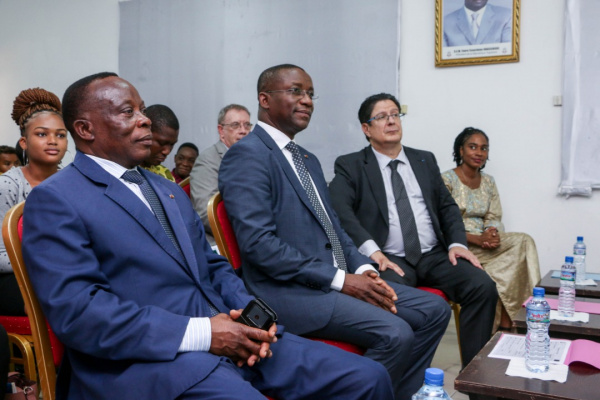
left=305, top=282, right=451, bottom=400
left=0, top=273, right=25, bottom=316
left=177, top=332, right=394, bottom=400
left=380, top=246, right=498, bottom=368
left=0, top=325, right=8, bottom=393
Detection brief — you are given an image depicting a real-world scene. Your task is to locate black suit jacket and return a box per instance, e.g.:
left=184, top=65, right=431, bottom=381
left=329, top=146, right=467, bottom=253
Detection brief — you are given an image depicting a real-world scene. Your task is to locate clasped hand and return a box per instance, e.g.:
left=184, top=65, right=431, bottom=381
left=341, top=271, right=398, bottom=314
left=480, top=227, right=500, bottom=249
left=209, top=309, right=277, bottom=367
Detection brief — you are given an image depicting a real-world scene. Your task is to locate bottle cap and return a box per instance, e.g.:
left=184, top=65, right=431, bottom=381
left=577, top=236, right=584, bottom=241
left=424, top=367, right=444, bottom=386
left=565, top=256, right=574, bottom=263
left=533, top=287, right=545, bottom=297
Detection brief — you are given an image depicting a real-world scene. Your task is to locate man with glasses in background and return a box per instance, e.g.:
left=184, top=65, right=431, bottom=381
left=328, top=92, right=498, bottom=372
left=190, top=104, right=252, bottom=242
left=219, top=66, right=451, bottom=400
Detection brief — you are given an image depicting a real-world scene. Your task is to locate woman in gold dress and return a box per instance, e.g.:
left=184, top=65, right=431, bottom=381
left=442, top=127, right=541, bottom=330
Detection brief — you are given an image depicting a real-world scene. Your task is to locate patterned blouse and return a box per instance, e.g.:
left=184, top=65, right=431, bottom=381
left=0, top=167, right=31, bottom=272
left=143, top=164, right=175, bottom=182
left=441, top=169, right=504, bottom=235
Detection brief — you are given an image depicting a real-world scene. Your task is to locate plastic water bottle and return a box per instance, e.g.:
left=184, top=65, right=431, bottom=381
left=411, top=368, right=452, bottom=400
left=525, top=287, right=551, bottom=373
left=558, top=256, right=576, bottom=317
left=573, top=236, right=586, bottom=284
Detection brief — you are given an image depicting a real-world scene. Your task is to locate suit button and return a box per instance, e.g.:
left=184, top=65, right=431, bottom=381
left=325, top=243, right=332, bottom=250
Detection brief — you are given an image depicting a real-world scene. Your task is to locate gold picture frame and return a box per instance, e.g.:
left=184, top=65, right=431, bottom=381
left=435, top=0, right=520, bottom=67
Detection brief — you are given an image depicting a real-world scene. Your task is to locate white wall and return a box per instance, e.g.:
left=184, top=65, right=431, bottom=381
left=0, top=0, right=597, bottom=276
left=400, top=0, right=599, bottom=275
left=0, top=0, right=120, bottom=163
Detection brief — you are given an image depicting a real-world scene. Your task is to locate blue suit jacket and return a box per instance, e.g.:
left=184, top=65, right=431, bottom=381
left=22, top=152, right=254, bottom=399
left=218, top=126, right=373, bottom=335
left=443, top=4, right=512, bottom=47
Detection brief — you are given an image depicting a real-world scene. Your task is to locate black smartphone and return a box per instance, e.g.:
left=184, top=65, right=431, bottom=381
left=238, top=298, right=278, bottom=331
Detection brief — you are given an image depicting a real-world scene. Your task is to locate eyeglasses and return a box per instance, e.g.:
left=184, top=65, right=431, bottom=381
left=265, top=88, right=319, bottom=100
left=221, top=122, right=253, bottom=130
left=366, top=112, right=405, bottom=124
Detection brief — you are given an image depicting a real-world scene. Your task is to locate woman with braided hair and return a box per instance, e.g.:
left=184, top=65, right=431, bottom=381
left=0, top=87, right=68, bottom=316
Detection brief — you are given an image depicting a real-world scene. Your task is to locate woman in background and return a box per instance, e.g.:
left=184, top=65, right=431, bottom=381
left=0, top=88, right=67, bottom=316
left=442, top=127, right=541, bottom=330
left=0, top=146, right=21, bottom=174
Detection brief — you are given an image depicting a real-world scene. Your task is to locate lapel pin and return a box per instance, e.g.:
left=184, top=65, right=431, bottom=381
left=169, top=194, right=175, bottom=199
left=304, top=154, right=308, bottom=159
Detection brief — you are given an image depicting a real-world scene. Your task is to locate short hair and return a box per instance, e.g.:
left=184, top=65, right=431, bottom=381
left=62, top=72, right=118, bottom=135
left=0, top=146, right=17, bottom=156
left=145, top=104, right=180, bottom=133
left=217, top=104, right=250, bottom=125
left=257, top=64, right=305, bottom=94
left=452, top=127, right=490, bottom=170
left=358, top=93, right=401, bottom=124
left=176, top=142, right=199, bottom=155
left=12, top=88, right=62, bottom=134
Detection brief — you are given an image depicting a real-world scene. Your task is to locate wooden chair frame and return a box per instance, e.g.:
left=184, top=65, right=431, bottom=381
left=3, top=201, right=57, bottom=400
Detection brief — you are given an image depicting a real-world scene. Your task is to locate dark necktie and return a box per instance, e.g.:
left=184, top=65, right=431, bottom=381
left=285, top=141, right=347, bottom=271
left=121, top=169, right=219, bottom=316
left=388, top=160, right=422, bottom=265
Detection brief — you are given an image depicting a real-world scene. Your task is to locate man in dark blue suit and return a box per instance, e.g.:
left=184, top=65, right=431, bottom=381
left=219, top=64, right=450, bottom=400
left=21, top=72, right=393, bottom=400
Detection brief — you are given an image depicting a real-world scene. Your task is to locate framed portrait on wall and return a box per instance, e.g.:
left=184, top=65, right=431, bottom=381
left=435, top=0, right=520, bottom=67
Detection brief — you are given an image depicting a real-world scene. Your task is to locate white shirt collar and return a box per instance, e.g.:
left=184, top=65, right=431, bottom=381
left=371, top=146, right=409, bottom=172
left=257, top=121, right=294, bottom=151
left=85, top=154, right=138, bottom=179
left=464, top=5, right=487, bottom=19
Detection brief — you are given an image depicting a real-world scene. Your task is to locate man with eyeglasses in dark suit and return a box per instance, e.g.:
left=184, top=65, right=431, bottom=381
left=329, top=92, right=498, bottom=373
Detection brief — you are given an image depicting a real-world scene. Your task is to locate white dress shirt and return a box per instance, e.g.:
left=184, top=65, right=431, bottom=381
left=86, top=154, right=211, bottom=352
left=257, top=121, right=376, bottom=291
left=357, top=147, right=465, bottom=259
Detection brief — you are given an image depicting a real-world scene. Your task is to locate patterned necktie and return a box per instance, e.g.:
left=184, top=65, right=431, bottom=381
left=388, top=160, right=422, bottom=265
left=121, top=169, right=219, bottom=316
left=285, top=141, right=347, bottom=271
left=471, top=12, right=480, bottom=38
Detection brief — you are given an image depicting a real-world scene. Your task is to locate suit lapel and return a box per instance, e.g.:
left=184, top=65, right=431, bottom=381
left=363, top=147, right=389, bottom=226
left=143, top=171, right=201, bottom=283
left=74, top=154, right=194, bottom=279
left=477, top=6, right=495, bottom=44
left=457, top=8, right=475, bottom=44
left=255, top=128, right=324, bottom=226
left=405, top=147, right=435, bottom=213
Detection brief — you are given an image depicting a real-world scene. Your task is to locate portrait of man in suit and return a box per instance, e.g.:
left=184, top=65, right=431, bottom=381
left=219, top=64, right=451, bottom=400
left=443, top=0, right=513, bottom=47
left=21, top=72, right=394, bottom=400
left=328, top=92, right=498, bottom=369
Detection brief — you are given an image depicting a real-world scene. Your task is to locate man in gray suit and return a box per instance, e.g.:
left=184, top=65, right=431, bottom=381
left=190, top=104, right=252, bottom=241
left=443, top=0, right=512, bottom=47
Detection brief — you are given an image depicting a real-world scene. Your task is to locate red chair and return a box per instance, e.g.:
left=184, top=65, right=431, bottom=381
left=2, top=201, right=64, bottom=400
left=207, top=192, right=364, bottom=355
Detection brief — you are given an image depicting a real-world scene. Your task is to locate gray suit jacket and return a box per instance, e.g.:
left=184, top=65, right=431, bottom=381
left=443, top=4, right=512, bottom=47
left=329, top=146, right=467, bottom=252
left=190, top=140, right=228, bottom=236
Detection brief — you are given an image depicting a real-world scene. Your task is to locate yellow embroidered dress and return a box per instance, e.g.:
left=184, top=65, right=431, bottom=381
left=442, top=170, right=541, bottom=325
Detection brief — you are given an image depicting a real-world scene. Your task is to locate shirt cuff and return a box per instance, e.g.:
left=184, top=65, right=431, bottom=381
left=355, top=264, right=379, bottom=276
left=178, top=317, right=212, bottom=352
left=330, top=269, right=346, bottom=291
left=358, top=239, right=381, bottom=258
left=449, top=243, right=468, bottom=251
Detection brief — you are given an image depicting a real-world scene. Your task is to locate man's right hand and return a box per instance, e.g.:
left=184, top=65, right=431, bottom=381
left=209, top=312, right=277, bottom=368
left=341, top=271, right=398, bottom=314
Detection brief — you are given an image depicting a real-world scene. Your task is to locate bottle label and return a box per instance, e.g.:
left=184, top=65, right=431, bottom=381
left=574, top=249, right=586, bottom=255
left=560, top=269, right=576, bottom=282
left=527, top=309, right=550, bottom=323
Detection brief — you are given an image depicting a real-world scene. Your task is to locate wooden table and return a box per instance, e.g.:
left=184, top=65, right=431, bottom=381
left=455, top=332, right=600, bottom=400
left=512, top=295, right=600, bottom=340
left=539, top=270, right=600, bottom=298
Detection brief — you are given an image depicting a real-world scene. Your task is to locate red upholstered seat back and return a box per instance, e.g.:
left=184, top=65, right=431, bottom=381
left=216, top=200, right=242, bottom=269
